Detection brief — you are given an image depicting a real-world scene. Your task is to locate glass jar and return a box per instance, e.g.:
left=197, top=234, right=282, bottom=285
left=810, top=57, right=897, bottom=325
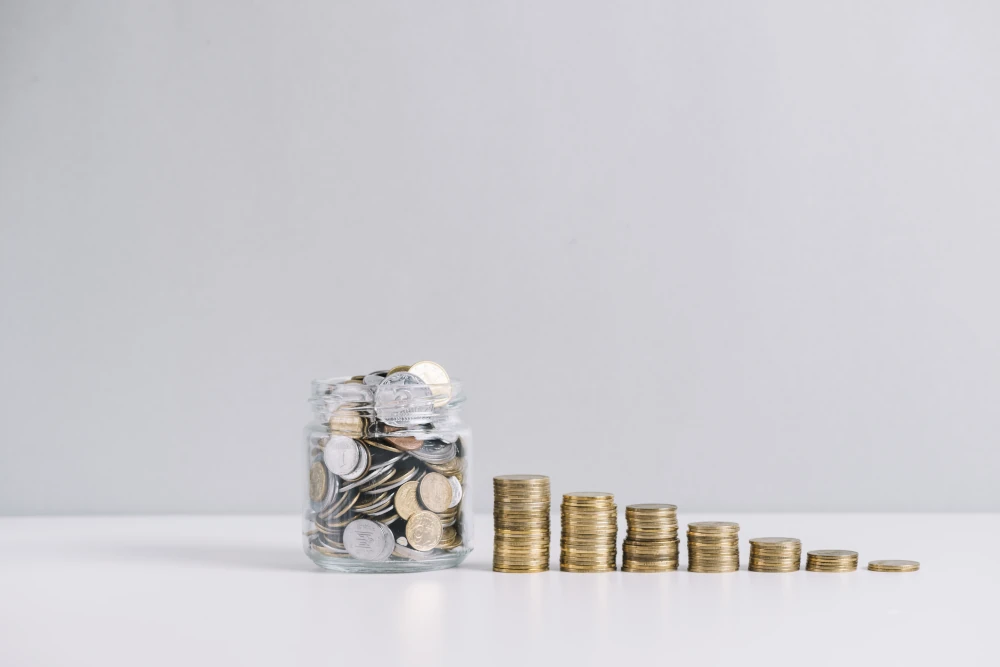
left=303, top=370, right=472, bottom=572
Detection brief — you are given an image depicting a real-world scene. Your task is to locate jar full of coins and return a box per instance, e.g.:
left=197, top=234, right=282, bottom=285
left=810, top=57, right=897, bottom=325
left=303, top=362, right=473, bottom=572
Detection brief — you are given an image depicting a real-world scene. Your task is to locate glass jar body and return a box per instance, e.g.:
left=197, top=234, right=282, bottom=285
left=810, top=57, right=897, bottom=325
left=303, top=377, right=473, bottom=573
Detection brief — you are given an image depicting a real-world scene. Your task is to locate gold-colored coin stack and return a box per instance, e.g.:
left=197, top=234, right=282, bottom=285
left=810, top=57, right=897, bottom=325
left=622, top=504, right=679, bottom=572
left=492, top=475, right=551, bottom=573
left=805, top=550, right=859, bottom=572
left=687, top=521, right=740, bottom=572
left=867, top=559, right=919, bottom=573
left=560, top=492, right=618, bottom=572
left=748, top=537, right=801, bottom=572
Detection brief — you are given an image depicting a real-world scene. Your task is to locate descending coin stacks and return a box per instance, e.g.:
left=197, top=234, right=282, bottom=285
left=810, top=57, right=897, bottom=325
left=304, top=362, right=472, bottom=572
left=622, top=504, right=679, bottom=572
left=687, top=521, right=740, bottom=572
left=805, top=550, right=859, bottom=572
left=748, top=537, right=801, bottom=572
left=492, top=475, right=551, bottom=573
left=560, top=492, right=618, bottom=572
left=868, top=559, right=919, bottom=572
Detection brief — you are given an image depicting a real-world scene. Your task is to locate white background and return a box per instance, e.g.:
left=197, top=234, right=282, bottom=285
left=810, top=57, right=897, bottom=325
left=2, top=1, right=999, bottom=514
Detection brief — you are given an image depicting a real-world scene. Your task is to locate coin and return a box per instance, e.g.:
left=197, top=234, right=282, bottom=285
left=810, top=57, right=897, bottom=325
left=419, top=472, right=453, bottom=513
left=338, top=443, right=370, bottom=482
left=309, top=461, right=329, bottom=502
left=344, top=519, right=393, bottom=561
left=375, top=372, right=435, bottom=427
left=406, top=510, right=443, bottom=551
left=323, top=436, right=361, bottom=476
left=394, top=480, right=421, bottom=520
left=329, top=409, right=366, bottom=437
left=385, top=436, right=424, bottom=451
left=407, top=361, right=452, bottom=407
left=868, top=559, right=919, bottom=572
left=447, top=475, right=463, bottom=508
left=386, top=364, right=413, bottom=376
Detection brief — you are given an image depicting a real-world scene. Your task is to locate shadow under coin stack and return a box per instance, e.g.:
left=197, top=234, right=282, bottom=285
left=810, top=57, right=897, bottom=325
left=492, top=475, right=551, bottom=573
left=687, top=521, right=740, bottom=572
left=805, top=550, right=859, bottom=572
left=560, top=492, right=618, bottom=572
left=622, top=504, right=679, bottom=572
left=748, top=537, right=801, bottom=572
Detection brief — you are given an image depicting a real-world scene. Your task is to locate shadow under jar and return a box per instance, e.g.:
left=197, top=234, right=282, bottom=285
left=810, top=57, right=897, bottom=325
left=303, top=371, right=472, bottom=572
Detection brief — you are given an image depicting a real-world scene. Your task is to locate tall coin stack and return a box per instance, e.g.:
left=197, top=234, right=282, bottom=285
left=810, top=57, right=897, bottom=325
left=492, top=475, right=551, bottom=573
left=748, top=537, right=801, bottom=572
left=687, top=521, right=740, bottom=572
left=806, top=550, right=859, bottom=572
left=560, top=492, right=618, bottom=572
left=622, top=504, right=679, bottom=572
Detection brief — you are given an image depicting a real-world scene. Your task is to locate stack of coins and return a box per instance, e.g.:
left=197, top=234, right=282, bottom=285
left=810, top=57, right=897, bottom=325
left=561, top=492, right=618, bottom=572
left=806, top=550, right=859, bottom=572
left=868, top=559, right=919, bottom=573
left=492, top=475, right=551, bottom=573
left=687, top=521, right=740, bottom=572
left=748, top=537, right=801, bottom=572
left=622, top=504, right=679, bottom=572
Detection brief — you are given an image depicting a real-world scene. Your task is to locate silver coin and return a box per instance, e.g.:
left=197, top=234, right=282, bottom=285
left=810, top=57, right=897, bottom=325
left=344, top=519, right=392, bottom=561
left=396, top=536, right=408, bottom=546
left=378, top=522, right=396, bottom=560
left=363, top=466, right=419, bottom=494
left=339, top=444, right=370, bottom=482
left=374, top=372, right=435, bottom=427
left=323, top=436, right=361, bottom=476
left=447, top=476, right=463, bottom=508
left=408, top=440, right=457, bottom=464
left=340, top=454, right=403, bottom=491
left=393, top=543, right=436, bottom=561
left=363, top=373, right=387, bottom=386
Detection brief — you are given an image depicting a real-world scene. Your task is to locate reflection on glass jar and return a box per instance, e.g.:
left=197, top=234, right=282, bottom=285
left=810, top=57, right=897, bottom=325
left=303, top=364, right=473, bottom=573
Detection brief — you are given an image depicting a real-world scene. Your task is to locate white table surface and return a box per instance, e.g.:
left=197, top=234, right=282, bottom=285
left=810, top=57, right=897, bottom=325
left=0, top=513, right=994, bottom=666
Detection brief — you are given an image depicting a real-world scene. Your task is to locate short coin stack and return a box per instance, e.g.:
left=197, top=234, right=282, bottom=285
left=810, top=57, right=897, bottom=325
left=868, top=559, right=919, bottom=573
left=806, top=550, right=859, bottom=572
left=492, top=475, right=551, bottom=573
left=748, top=537, right=801, bottom=572
left=561, top=492, right=618, bottom=572
left=622, top=504, right=679, bottom=572
left=687, top=521, right=740, bottom=572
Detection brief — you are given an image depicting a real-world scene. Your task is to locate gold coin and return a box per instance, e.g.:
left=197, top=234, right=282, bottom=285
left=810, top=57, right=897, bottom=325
left=394, top=480, right=421, bottom=520
left=386, top=364, right=413, bottom=376
left=868, top=559, right=919, bottom=572
left=386, top=436, right=423, bottom=451
left=328, top=410, right=366, bottom=437
left=309, top=461, right=328, bottom=502
left=407, top=361, right=452, bottom=407
left=419, top=472, right=453, bottom=513
left=406, top=510, right=443, bottom=551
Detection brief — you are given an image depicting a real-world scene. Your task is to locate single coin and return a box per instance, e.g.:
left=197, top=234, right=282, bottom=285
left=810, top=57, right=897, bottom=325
left=868, top=560, right=920, bottom=572
left=375, top=372, right=434, bottom=427
left=386, top=436, right=424, bottom=451
left=447, top=476, right=463, bottom=508
left=407, top=361, right=452, bottom=407
left=338, top=443, right=370, bottom=482
left=394, top=480, right=421, bottom=520
left=808, top=550, right=858, bottom=558
left=377, top=522, right=396, bottom=560
left=323, top=436, right=361, bottom=476
left=387, top=364, right=413, bottom=376
left=750, top=537, right=800, bottom=546
left=309, top=461, right=329, bottom=502
left=626, top=504, right=677, bottom=512
left=363, top=372, right=388, bottom=386
left=419, top=472, right=453, bottom=513
left=343, top=519, right=392, bottom=562
left=406, top=510, right=443, bottom=551
left=495, top=474, right=550, bottom=483
left=688, top=521, right=740, bottom=531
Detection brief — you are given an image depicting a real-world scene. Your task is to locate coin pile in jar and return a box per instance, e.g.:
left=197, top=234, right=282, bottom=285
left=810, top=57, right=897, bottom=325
left=687, top=521, right=740, bottom=572
left=306, top=361, right=467, bottom=563
left=492, top=475, right=551, bottom=573
left=560, top=492, right=618, bottom=572
left=805, top=550, right=859, bottom=572
left=621, top=504, right=679, bottom=572
left=867, top=559, right=919, bottom=573
left=748, top=537, right=801, bottom=572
